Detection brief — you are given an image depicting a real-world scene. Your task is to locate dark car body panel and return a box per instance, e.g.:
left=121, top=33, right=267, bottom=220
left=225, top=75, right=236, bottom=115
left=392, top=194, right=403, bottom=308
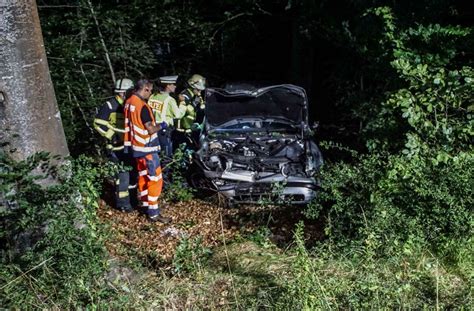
left=205, top=84, right=308, bottom=127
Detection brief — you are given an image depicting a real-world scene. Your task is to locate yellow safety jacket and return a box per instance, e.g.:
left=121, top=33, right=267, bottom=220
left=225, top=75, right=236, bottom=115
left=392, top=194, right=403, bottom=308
left=177, top=88, right=204, bottom=133
left=148, top=92, right=186, bottom=127
left=94, top=96, right=125, bottom=151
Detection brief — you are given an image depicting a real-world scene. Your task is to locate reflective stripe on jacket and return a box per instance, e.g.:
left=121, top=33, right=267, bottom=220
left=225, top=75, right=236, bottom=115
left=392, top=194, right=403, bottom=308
left=178, top=89, right=197, bottom=130
left=124, top=94, right=160, bottom=157
left=94, top=96, right=126, bottom=149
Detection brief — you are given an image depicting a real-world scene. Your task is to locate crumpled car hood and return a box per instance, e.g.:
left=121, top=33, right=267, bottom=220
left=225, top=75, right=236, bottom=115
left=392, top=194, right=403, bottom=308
left=205, top=84, right=308, bottom=128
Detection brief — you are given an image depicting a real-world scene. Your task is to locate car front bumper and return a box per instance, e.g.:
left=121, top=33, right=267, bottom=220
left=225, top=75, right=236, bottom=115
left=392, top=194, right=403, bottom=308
left=202, top=169, right=318, bottom=204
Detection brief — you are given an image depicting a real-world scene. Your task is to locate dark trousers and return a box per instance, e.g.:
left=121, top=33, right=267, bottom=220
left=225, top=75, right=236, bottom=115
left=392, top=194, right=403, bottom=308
left=173, top=130, right=197, bottom=152
left=158, top=128, right=174, bottom=185
left=158, top=128, right=173, bottom=159
left=109, top=149, right=138, bottom=210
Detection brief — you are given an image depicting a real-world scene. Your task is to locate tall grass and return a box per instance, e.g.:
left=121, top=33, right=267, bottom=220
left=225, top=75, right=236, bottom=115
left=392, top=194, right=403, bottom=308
left=275, top=223, right=472, bottom=309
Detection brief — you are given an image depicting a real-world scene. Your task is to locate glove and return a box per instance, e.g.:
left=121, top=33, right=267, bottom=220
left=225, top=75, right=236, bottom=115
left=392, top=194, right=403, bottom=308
left=191, top=122, right=203, bottom=131
left=159, top=121, right=168, bottom=130
left=193, top=96, right=202, bottom=107
left=111, top=133, right=121, bottom=145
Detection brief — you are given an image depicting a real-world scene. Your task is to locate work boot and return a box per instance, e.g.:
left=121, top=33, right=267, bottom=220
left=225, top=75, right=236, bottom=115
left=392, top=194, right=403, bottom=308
left=118, top=205, right=134, bottom=213
left=149, top=214, right=171, bottom=224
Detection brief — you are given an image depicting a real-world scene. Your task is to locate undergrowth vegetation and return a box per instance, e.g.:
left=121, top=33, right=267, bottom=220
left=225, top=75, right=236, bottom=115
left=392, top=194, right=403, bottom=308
left=283, top=7, right=473, bottom=309
left=162, top=144, right=195, bottom=203
left=173, top=236, right=212, bottom=275
left=277, top=224, right=472, bottom=309
left=0, top=153, right=115, bottom=307
left=305, top=6, right=473, bottom=259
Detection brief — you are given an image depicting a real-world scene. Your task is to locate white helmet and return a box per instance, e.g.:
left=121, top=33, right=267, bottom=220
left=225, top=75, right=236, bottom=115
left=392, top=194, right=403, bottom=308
left=114, top=78, right=134, bottom=93
left=188, top=74, right=206, bottom=91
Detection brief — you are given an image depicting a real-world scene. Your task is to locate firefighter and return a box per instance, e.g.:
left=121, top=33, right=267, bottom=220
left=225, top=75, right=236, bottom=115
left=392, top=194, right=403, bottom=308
left=175, top=74, right=206, bottom=150
left=94, top=78, right=137, bottom=212
left=147, top=75, right=186, bottom=158
left=123, top=79, right=171, bottom=223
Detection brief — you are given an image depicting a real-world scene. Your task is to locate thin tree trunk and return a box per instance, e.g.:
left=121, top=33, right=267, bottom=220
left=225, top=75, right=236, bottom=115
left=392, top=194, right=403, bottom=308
left=86, top=0, right=116, bottom=84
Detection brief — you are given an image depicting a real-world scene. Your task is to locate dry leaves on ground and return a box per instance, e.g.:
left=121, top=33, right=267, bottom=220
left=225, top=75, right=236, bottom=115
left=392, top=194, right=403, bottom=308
left=98, top=198, right=323, bottom=262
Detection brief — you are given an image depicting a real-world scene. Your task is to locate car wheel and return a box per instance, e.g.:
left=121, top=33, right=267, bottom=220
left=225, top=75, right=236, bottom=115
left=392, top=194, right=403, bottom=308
left=187, top=163, right=217, bottom=198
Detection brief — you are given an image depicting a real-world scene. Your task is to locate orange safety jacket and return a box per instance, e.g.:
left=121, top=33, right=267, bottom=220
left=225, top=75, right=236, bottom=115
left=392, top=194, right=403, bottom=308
left=124, top=94, right=160, bottom=158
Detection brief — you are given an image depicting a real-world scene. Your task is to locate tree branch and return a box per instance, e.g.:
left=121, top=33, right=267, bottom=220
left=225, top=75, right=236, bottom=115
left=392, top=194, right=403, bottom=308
left=0, top=257, right=53, bottom=290
left=208, top=12, right=253, bottom=53
left=86, top=0, right=116, bottom=84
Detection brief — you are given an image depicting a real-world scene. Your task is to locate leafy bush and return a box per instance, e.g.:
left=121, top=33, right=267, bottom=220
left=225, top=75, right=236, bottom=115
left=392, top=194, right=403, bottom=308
left=306, top=6, right=473, bottom=255
left=248, top=226, right=273, bottom=249
left=307, top=151, right=473, bottom=254
left=0, top=153, right=116, bottom=308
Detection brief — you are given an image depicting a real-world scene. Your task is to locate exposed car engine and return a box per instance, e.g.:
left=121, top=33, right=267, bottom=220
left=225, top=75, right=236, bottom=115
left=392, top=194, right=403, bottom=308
left=198, top=134, right=320, bottom=179
left=192, top=84, right=323, bottom=205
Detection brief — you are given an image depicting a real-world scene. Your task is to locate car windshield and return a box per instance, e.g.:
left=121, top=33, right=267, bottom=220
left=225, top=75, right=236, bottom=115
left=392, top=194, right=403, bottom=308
left=208, top=118, right=298, bottom=133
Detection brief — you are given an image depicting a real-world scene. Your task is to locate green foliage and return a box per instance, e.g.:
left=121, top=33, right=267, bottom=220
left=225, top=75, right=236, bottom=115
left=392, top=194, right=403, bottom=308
left=364, top=6, right=473, bottom=152
left=306, top=6, right=474, bottom=254
left=276, top=225, right=473, bottom=309
left=248, top=226, right=273, bottom=249
left=172, top=236, right=212, bottom=275
left=256, top=181, right=287, bottom=206
left=0, top=153, right=115, bottom=308
left=307, top=151, right=473, bottom=253
left=276, top=222, right=331, bottom=309
left=372, top=6, right=470, bottom=67
left=300, top=12, right=474, bottom=290
left=299, top=13, right=472, bottom=309
left=162, top=144, right=195, bottom=202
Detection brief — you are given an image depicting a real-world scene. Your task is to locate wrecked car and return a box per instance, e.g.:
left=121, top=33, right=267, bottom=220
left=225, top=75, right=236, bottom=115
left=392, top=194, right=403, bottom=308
left=191, top=84, right=323, bottom=205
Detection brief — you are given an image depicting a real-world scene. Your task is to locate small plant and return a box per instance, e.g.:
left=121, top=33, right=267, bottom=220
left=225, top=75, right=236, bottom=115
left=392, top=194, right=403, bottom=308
left=248, top=226, right=273, bottom=248
left=276, top=222, right=329, bottom=310
left=162, top=144, right=195, bottom=202
left=172, top=236, right=212, bottom=275
left=257, top=181, right=287, bottom=206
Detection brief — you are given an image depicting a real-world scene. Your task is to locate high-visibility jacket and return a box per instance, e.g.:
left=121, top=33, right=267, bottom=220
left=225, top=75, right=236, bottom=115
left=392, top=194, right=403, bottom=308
left=124, top=94, right=160, bottom=158
left=148, top=92, right=186, bottom=126
left=94, top=96, right=125, bottom=151
left=177, top=88, right=205, bottom=132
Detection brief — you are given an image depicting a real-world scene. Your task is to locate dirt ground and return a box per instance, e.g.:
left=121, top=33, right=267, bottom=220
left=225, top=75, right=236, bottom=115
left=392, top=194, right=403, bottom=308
left=97, top=197, right=324, bottom=263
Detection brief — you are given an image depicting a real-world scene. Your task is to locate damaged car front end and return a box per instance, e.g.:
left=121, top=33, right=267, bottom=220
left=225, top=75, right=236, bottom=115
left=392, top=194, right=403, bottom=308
left=193, top=84, right=323, bottom=205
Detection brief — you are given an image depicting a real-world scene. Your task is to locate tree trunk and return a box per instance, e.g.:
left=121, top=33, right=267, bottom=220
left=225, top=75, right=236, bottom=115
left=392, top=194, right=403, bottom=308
left=0, top=0, right=69, bottom=161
